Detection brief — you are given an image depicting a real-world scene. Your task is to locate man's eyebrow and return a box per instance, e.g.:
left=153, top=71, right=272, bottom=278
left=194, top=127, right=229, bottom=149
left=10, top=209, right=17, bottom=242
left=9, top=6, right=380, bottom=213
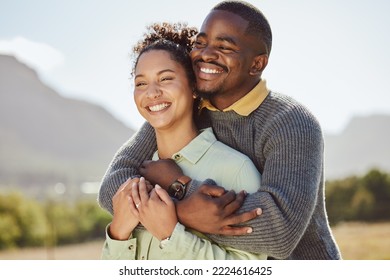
left=216, top=36, right=237, bottom=46
left=196, top=32, right=206, bottom=38
left=196, top=32, right=237, bottom=46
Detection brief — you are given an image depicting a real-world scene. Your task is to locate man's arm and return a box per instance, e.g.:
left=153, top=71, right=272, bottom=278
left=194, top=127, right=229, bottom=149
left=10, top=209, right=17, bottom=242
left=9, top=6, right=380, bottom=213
left=186, top=115, right=324, bottom=259
left=139, top=160, right=261, bottom=235
left=98, top=122, right=156, bottom=214
left=138, top=115, right=323, bottom=258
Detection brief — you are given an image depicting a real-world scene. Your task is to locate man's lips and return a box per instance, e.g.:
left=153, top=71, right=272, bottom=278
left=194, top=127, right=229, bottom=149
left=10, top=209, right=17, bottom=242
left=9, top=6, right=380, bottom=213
left=195, top=62, right=227, bottom=80
left=199, top=67, right=224, bottom=74
left=195, top=61, right=227, bottom=74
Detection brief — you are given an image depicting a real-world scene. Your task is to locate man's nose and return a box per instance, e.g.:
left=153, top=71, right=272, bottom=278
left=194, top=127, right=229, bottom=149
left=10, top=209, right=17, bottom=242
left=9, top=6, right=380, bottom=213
left=199, top=45, right=219, bottom=62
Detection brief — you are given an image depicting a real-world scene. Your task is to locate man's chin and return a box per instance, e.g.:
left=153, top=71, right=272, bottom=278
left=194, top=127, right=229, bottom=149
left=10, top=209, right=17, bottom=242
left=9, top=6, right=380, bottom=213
left=196, top=84, right=223, bottom=99
left=196, top=90, right=217, bottom=99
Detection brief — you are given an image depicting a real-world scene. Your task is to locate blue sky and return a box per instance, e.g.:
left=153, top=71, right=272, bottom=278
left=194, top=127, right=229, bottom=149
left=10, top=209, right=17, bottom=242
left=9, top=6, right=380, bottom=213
left=1, top=0, right=389, bottom=134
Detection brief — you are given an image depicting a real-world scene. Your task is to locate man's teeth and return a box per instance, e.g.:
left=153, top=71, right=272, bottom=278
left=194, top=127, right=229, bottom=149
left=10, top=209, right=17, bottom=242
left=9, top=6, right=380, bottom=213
left=200, top=67, right=223, bottom=74
left=148, top=103, right=170, bottom=112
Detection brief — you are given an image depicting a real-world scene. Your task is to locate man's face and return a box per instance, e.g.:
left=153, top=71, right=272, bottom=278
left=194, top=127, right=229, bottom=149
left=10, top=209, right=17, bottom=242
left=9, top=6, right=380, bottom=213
left=191, top=10, right=261, bottom=108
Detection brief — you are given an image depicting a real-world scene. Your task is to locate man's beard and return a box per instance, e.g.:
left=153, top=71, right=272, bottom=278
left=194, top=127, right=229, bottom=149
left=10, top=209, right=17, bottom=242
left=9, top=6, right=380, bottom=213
left=196, top=84, right=224, bottom=100
left=196, top=90, right=216, bottom=100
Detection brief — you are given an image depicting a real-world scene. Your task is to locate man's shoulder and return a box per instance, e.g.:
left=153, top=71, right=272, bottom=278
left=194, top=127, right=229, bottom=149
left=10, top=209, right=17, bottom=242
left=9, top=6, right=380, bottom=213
left=253, top=91, right=322, bottom=131
left=262, top=91, right=309, bottom=112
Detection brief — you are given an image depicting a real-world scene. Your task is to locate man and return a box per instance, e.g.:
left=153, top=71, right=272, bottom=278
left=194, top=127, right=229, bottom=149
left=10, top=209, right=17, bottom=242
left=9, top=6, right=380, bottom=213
left=98, top=0, right=341, bottom=259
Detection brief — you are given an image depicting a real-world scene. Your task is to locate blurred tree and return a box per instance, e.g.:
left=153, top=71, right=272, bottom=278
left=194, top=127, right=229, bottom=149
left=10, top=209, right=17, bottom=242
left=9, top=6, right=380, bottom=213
left=326, top=168, right=390, bottom=224
left=0, top=192, right=46, bottom=248
left=361, top=169, right=390, bottom=220
left=0, top=213, right=21, bottom=249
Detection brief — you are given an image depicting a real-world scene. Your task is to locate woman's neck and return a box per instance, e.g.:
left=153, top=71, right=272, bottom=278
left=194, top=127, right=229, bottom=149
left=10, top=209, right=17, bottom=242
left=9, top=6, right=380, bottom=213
left=155, top=121, right=199, bottom=159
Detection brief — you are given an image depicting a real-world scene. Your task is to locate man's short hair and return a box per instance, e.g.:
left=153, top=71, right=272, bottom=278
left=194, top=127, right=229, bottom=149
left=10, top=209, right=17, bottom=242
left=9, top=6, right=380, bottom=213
left=213, top=1, right=272, bottom=55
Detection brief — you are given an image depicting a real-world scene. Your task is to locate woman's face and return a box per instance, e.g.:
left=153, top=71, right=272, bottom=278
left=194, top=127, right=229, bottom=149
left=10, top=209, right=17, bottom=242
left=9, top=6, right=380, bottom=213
left=133, top=50, right=194, bottom=131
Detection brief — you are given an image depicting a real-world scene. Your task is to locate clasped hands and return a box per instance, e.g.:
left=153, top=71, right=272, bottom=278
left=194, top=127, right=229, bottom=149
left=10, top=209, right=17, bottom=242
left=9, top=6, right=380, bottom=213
left=109, top=176, right=177, bottom=241
left=110, top=159, right=262, bottom=241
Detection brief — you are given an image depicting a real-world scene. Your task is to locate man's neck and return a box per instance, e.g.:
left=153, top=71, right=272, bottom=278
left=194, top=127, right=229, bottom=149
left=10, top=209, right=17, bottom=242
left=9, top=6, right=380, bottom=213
left=209, top=79, right=261, bottom=110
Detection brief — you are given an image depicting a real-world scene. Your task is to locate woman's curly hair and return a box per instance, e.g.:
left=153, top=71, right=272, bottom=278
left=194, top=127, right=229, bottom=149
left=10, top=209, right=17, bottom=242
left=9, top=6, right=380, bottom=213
left=131, top=22, right=198, bottom=83
left=133, top=22, right=197, bottom=55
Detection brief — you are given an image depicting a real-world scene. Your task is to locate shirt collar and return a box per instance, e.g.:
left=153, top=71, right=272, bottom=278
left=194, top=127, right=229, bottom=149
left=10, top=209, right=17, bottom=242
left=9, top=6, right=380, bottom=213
left=152, top=128, right=216, bottom=164
left=199, top=79, right=269, bottom=116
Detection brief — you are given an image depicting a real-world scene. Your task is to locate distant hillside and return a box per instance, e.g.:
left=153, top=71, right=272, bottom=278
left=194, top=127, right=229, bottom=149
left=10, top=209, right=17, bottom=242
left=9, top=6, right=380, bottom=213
left=1, top=54, right=389, bottom=196
left=324, top=114, right=390, bottom=179
left=0, top=54, right=135, bottom=194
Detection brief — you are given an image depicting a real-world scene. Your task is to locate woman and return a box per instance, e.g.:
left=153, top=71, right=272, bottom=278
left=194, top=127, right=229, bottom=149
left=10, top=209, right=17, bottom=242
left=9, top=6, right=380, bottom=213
left=101, top=22, right=265, bottom=260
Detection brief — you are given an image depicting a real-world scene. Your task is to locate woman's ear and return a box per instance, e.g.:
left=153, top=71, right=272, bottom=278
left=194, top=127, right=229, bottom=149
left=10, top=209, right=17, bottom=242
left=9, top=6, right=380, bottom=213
left=249, top=54, right=268, bottom=76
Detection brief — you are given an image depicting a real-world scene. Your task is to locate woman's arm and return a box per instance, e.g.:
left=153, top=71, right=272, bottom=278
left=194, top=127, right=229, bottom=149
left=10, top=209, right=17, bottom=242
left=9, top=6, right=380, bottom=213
left=98, top=122, right=156, bottom=214
left=160, top=223, right=266, bottom=260
left=103, top=180, right=266, bottom=260
left=101, top=222, right=266, bottom=260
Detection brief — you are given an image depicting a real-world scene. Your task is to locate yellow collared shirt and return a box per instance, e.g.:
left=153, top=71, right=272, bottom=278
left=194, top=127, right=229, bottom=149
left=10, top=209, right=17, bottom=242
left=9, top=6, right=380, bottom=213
left=199, top=80, right=269, bottom=116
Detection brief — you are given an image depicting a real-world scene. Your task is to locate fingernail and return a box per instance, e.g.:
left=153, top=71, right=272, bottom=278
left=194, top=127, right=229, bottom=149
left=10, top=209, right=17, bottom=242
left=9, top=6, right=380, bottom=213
left=140, top=177, right=145, bottom=181
left=246, top=228, right=253, bottom=234
left=256, top=208, right=262, bottom=215
left=155, top=184, right=161, bottom=189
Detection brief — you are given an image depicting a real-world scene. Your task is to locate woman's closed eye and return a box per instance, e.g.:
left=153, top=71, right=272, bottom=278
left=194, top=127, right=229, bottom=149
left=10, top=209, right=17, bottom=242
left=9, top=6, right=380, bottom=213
left=160, top=76, right=174, bottom=82
left=135, top=81, right=147, bottom=87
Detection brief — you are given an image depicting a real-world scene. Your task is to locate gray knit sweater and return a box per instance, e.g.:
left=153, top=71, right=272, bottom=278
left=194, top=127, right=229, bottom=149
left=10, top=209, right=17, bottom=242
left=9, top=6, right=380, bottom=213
left=98, top=91, right=341, bottom=260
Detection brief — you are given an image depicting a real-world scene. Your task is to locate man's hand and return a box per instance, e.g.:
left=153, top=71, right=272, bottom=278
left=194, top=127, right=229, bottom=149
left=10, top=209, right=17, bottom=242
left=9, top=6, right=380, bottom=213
left=176, top=184, right=262, bottom=235
left=140, top=159, right=183, bottom=189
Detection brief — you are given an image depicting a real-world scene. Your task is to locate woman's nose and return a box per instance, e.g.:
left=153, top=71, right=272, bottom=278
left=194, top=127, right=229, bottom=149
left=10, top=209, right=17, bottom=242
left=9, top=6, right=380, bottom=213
left=146, top=83, right=162, bottom=99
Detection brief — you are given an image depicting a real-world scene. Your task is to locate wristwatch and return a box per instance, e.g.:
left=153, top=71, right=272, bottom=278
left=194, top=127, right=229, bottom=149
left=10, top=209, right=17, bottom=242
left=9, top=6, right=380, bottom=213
left=167, top=175, right=191, bottom=200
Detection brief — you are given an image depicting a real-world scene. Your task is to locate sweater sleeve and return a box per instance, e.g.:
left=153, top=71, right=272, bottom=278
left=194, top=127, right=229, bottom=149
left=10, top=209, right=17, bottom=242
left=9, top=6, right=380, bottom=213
left=161, top=223, right=267, bottom=260
left=97, top=122, right=156, bottom=214
left=188, top=110, right=324, bottom=259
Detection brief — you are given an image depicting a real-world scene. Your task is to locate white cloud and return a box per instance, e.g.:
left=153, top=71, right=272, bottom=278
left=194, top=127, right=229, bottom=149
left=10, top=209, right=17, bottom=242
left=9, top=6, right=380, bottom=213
left=0, top=36, right=64, bottom=73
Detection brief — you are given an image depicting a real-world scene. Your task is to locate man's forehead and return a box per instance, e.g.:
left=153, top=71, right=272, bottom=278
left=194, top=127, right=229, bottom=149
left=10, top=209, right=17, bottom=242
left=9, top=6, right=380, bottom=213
left=199, top=10, right=248, bottom=33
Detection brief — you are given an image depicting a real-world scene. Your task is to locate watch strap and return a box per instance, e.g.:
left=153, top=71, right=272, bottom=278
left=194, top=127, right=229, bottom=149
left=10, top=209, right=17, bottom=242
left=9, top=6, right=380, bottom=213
left=176, top=175, right=191, bottom=186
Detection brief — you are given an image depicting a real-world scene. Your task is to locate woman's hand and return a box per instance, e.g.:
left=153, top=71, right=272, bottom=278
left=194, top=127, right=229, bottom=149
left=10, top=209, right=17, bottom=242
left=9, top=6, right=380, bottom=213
left=109, top=178, right=141, bottom=240
left=131, top=177, right=178, bottom=240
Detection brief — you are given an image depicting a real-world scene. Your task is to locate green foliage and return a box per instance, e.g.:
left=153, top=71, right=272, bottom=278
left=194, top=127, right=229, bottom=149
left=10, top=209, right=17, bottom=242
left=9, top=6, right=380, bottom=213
left=2, top=168, right=389, bottom=250
left=0, top=191, right=112, bottom=250
left=326, top=168, right=390, bottom=225
left=0, top=192, right=46, bottom=249
left=0, top=213, right=21, bottom=249
left=44, top=200, right=112, bottom=246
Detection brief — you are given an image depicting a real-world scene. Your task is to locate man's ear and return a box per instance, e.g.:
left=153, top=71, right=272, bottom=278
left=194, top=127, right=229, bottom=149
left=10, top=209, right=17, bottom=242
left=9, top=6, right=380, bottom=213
left=249, top=54, right=268, bottom=76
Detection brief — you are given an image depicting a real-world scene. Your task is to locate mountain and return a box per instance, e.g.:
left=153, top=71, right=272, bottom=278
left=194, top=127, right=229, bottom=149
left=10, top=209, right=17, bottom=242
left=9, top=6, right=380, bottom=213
left=1, top=54, right=389, bottom=196
left=0, top=54, right=135, bottom=195
left=324, top=114, right=390, bottom=179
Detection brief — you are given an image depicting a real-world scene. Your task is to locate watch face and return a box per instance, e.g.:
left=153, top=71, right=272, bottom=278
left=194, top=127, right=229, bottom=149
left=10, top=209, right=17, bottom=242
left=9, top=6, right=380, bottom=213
left=168, top=182, right=185, bottom=200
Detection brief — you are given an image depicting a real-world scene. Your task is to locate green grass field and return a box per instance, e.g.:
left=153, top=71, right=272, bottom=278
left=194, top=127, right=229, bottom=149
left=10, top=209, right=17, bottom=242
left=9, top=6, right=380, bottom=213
left=0, top=222, right=389, bottom=260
